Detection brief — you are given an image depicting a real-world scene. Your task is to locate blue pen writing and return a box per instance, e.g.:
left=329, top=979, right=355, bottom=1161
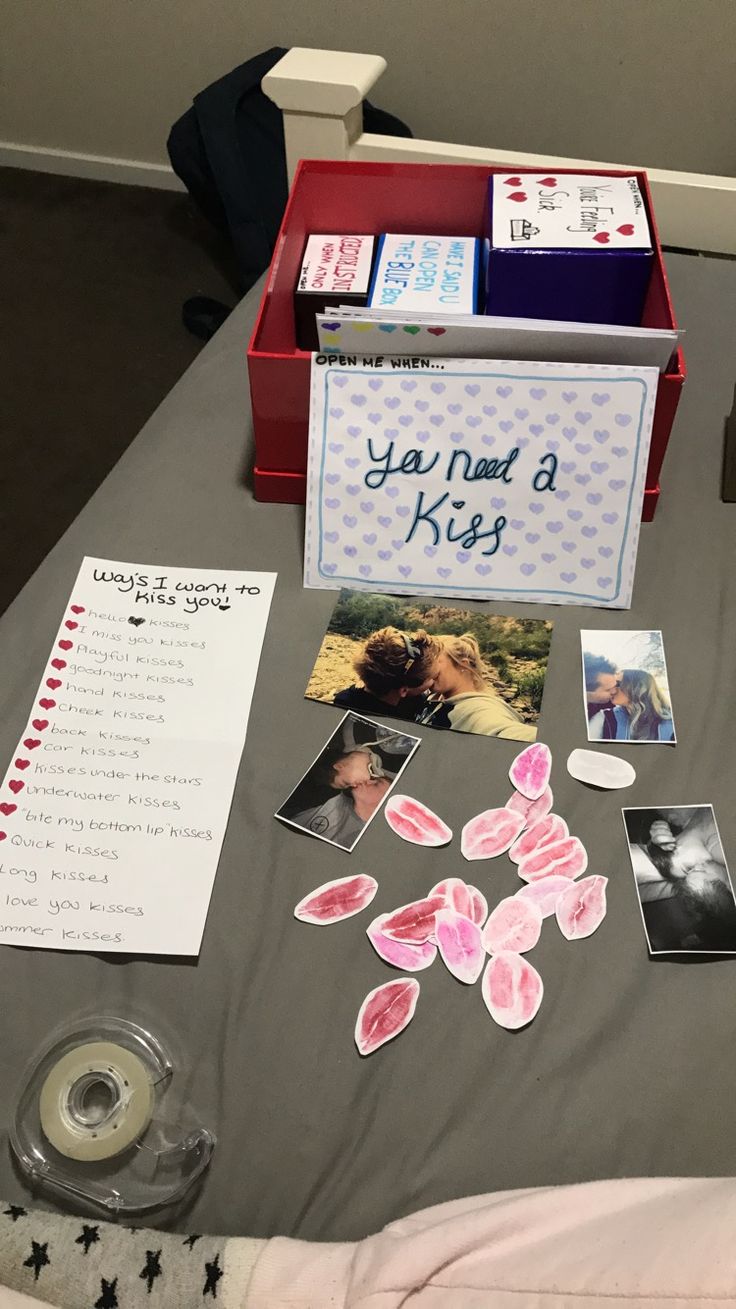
left=532, top=452, right=558, bottom=493
left=364, top=439, right=440, bottom=490
left=447, top=504, right=508, bottom=554
left=446, top=446, right=520, bottom=484
left=405, top=492, right=507, bottom=556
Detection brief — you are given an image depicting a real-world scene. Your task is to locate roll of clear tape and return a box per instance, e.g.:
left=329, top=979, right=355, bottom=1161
left=39, top=1041, right=154, bottom=1162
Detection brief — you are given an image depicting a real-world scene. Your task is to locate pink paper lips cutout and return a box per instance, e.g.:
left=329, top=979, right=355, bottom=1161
left=384, top=794, right=452, bottom=847
left=508, top=742, right=552, bottom=801
left=555, top=875, right=608, bottom=940
left=434, top=909, right=485, bottom=985
left=381, top=896, right=446, bottom=944
left=516, top=875, right=574, bottom=919
left=509, top=813, right=568, bottom=864
left=482, top=896, right=542, bottom=955
left=506, top=786, right=554, bottom=827
left=367, top=915, right=437, bottom=972
left=517, top=835, right=588, bottom=883
left=466, top=885, right=489, bottom=926
left=482, top=952, right=544, bottom=1030
left=294, top=874, right=378, bottom=925
left=355, top=978, right=420, bottom=1055
left=461, top=807, right=525, bottom=861
left=430, top=877, right=478, bottom=923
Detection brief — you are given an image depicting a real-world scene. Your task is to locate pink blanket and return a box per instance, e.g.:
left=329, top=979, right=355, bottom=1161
left=3, top=1177, right=736, bottom=1308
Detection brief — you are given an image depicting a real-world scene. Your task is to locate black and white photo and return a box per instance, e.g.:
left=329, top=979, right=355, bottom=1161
left=276, top=711, right=421, bottom=852
left=623, top=805, right=736, bottom=954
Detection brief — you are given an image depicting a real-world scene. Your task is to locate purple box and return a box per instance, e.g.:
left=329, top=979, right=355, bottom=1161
left=486, top=172, right=653, bottom=326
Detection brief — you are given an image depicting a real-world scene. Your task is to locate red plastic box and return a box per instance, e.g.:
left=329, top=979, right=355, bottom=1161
left=248, top=160, right=685, bottom=519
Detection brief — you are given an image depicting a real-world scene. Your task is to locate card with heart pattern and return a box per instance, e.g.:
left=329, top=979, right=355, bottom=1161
left=305, top=356, right=658, bottom=608
left=491, top=173, right=652, bottom=250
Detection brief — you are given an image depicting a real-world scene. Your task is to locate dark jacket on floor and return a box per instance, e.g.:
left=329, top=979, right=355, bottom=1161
left=168, top=47, right=412, bottom=295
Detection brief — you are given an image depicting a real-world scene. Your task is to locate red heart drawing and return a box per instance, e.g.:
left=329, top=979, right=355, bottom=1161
left=23, top=739, right=41, bottom=751
left=538, top=176, right=558, bottom=187
left=46, top=678, right=62, bottom=690
left=51, top=658, right=66, bottom=671
left=39, top=699, right=55, bottom=711
left=0, top=803, right=16, bottom=816
left=427, top=327, right=446, bottom=336
left=617, top=223, right=634, bottom=235
left=504, top=176, right=522, bottom=187
left=0, top=833, right=6, bottom=842
left=32, top=719, right=49, bottom=731
left=65, top=620, right=78, bottom=631
left=509, top=192, right=527, bottom=203
left=15, top=760, right=30, bottom=771
left=70, top=605, right=85, bottom=614
left=59, top=639, right=73, bottom=651
left=593, top=232, right=610, bottom=244
left=9, top=780, right=24, bottom=795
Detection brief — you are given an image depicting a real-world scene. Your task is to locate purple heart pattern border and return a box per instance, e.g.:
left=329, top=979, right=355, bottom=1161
left=305, top=358, right=658, bottom=608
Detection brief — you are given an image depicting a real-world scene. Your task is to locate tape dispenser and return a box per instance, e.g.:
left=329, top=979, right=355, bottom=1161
left=10, top=1015, right=215, bottom=1216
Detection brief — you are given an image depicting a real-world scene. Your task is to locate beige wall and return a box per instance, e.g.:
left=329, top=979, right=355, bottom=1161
left=2, top=0, right=733, bottom=176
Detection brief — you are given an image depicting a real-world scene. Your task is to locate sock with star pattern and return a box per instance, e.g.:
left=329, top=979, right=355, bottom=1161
left=0, top=1199, right=264, bottom=1308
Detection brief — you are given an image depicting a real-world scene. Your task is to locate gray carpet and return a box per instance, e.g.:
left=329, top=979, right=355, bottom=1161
left=0, top=167, right=238, bottom=615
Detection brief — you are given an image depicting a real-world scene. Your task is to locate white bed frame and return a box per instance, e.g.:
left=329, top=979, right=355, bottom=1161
left=263, top=48, right=736, bottom=256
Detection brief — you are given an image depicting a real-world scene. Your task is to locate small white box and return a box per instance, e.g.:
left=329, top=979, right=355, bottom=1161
left=297, top=234, right=375, bottom=295
left=368, top=234, right=481, bottom=314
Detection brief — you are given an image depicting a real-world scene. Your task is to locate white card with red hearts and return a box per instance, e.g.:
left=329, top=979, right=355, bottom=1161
left=304, top=355, right=658, bottom=609
left=491, top=174, right=651, bottom=250
left=0, top=557, right=276, bottom=956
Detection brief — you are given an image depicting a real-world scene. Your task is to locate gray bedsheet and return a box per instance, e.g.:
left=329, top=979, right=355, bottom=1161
left=1, top=254, right=735, bottom=1241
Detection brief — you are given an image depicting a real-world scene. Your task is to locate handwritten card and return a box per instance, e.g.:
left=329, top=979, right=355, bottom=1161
left=317, top=308, right=679, bottom=372
left=490, top=174, right=651, bottom=250
left=367, top=235, right=480, bottom=313
left=304, top=357, right=658, bottom=607
left=0, top=558, right=276, bottom=955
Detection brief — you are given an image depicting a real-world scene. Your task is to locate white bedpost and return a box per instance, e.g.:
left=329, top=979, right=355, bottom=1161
left=263, top=48, right=387, bottom=183
left=264, top=45, right=736, bottom=253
